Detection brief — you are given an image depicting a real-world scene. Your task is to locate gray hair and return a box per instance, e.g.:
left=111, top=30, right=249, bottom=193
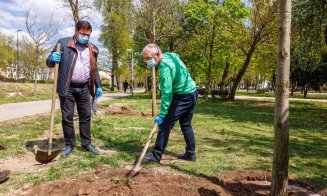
left=142, top=44, right=162, bottom=55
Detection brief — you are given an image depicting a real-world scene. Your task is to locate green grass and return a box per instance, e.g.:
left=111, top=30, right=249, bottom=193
left=0, top=94, right=326, bottom=193
left=0, top=82, right=54, bottom=105
left=236, top=91, right=327, bottom=100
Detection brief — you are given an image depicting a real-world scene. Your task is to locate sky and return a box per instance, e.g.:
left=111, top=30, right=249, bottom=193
left=0, top=0, right=250, bottom=65
left=0, top=0, right=104, bottom=50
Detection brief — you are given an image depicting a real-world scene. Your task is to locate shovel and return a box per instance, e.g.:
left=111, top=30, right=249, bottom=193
left=35, top=43, right=62, bottom=163
left=126, top=123, right=158, bottom=176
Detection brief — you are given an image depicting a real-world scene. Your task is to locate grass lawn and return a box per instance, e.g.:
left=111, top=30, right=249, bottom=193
left=0, top=94, right=326, bottom=193
left=0, top=82, right=53, bottom=105
left=236, top=91, right=327, bottom=100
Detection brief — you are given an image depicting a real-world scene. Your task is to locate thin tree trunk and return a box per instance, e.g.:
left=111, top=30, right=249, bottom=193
left=303, top=85, right=309, bottom=99
left=290, top=81, right=295, bottom=96
left=34, top=48, right=39, bottom=96
left=68, top=0, right=79, bottom=23
left=271, top=0, right=291, bottom=195
left=205, top=25, right=216, bottom=98
left=150, top=4, right=157, bottom=117
left=220, top=61, right=230, bottom=90
left=145, top=70, right=149, bottom=94
left=111, top=51, right=117, bottom=92
left=228, top=44, right=256, bottom=100
left=116, top=76, right=120, bottom=91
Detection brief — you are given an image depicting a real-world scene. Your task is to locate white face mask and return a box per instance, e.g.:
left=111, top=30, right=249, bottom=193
left=146, top=58, right=157, bottom=68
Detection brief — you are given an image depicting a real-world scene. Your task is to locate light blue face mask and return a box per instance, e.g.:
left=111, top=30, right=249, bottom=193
left=146, top=58, right=157, bottom=68
left=77, top=34, right=90, bottom=45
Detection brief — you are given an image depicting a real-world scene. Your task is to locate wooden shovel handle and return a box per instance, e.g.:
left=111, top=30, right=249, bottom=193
left=133, top=123, right=158, bottom=171
left=48, top=43, right=61, bottom=155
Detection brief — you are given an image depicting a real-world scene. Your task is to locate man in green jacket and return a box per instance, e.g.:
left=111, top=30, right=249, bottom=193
left=142, top=44, right=198, bottom=163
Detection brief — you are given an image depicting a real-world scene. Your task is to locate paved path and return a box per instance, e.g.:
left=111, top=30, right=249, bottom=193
left=0, top=90, right=145, bottom=122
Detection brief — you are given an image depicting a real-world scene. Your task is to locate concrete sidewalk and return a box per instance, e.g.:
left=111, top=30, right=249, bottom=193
left=0, top=90, right=144, bottom=122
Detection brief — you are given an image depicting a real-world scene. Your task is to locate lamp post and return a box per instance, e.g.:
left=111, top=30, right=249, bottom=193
left=127, top=49, right=135, bottom=97
left=16, top=29, right=22, bottom=80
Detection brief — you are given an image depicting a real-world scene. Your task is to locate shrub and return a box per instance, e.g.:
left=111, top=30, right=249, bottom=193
left=256, top=89, right=266, bottom=94
left=211, top=90, right=229, bottom=100
left=197, top=88, right=205, bottom=96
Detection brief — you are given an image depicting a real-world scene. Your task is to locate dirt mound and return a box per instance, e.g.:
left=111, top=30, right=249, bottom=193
left=19, top=168, right=325, bottom=196
left=104, top=103, right=151, bottom=117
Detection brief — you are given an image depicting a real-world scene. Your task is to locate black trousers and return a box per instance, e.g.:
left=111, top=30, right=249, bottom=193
left=152, top=92, right=198, bottom=160
left=59, top=84, right=92, bottom=147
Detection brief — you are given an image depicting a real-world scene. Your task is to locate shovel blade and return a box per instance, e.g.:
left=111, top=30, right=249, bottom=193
left=35, top=148, right=61, bottom=163
left=0, top=170, right=10, bottom=182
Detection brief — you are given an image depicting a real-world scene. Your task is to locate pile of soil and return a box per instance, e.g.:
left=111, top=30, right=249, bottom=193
left=104, top=103, right=151, bottom=117
left=20, top=168, right=325, bottom=196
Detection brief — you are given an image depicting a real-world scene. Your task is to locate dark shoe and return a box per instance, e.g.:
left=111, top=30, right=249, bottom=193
left=176, top=152, right=196, bottom=162
left=0, top=143, right=6, bottom=150
left=83, top=145, right=100, bottom=155
left=61, top=146, right=74, bottom=157
left=0, top=170, right=10, bottom=182
left=144, top=153, right=160, bottom=164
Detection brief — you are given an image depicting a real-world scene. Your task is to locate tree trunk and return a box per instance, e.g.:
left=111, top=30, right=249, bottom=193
left=145, top=70, right=149, bottom=94
left=290, top=81, right=295, bottom=96
left=220, top=61, right=230, bottom=90
left=272, top=73, right=276, bottom=92
left=228, top=45, right=256, bottom=100
left=68, top=0, right=79, bottom=23
left=303, top=85, right=309, bottom=99
left=205, top=25, right=216, bottom=98
left=111, top=51, right=117, bottom=92
left=34, top=69, right=37, bottom=96
left=271, top=0, right=291, bottom=195
left=34, top=48, right=39, bottom=96
left=116, top=76, right=120, bottom=91
left=150, top=4, right=157, bottom=117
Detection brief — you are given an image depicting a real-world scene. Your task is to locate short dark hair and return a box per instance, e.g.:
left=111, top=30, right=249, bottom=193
left=75, top=20, right=92, bottom=32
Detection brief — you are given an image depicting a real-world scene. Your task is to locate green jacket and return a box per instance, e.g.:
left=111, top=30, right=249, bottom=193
left=159, top=52, right=196, bottom=117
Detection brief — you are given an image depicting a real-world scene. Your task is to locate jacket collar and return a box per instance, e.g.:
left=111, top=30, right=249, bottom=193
left=68, top=37, right=98, bottom=54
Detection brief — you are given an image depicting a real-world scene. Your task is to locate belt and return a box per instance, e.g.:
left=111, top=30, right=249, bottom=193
left=70, top=82, right=88, bottom=88
left=174, top=91, right=196, bottom=98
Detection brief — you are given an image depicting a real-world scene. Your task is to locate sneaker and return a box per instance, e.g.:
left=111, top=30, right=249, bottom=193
left=176, top=152, right=196, bottom=162
left=144, top=153, right=160, bottom=164
left=61, top=145, right=74, bottom=157
left=82, top=145, right=100, bottom=155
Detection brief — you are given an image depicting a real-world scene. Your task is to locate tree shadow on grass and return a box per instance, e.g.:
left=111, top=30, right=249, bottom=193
left=194, top=99, right=327, bottom=131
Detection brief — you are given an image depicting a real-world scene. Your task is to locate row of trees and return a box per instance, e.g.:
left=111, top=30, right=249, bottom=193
left=94, top=0, right=326, bottom=100
left=1, top=0, right=325, bottom=99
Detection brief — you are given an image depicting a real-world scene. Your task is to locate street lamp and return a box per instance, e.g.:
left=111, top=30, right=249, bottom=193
left=16, top=29, right=22, bottom=80
left=127, top=49, right=135, bottom=96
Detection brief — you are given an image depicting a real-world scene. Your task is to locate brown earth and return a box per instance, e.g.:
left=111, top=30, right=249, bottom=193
left=19, top=167, right=325, bottom=196
left=103, top=103, right=152, bottom=117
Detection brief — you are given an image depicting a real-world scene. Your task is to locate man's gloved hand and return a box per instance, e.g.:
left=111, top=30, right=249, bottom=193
left=95, top=87, right=103, bottom=98
left=154, top=115, right=165, bottom=125
left=50, top=52, right=63, bottom=63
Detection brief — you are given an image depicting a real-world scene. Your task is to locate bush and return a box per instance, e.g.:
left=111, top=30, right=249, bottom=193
left=197, top=88, right=206, bottom=96
left=211, top=90, right=229, bottom=100
left=256, top=89, right=266, bottom=94
left=321, top=85, right=327, bottom=92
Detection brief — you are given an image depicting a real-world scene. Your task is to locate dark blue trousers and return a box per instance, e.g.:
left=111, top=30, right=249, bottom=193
left=152, top=92, right=198, bottom=160
left=59, top=84, right=92, bottom=148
